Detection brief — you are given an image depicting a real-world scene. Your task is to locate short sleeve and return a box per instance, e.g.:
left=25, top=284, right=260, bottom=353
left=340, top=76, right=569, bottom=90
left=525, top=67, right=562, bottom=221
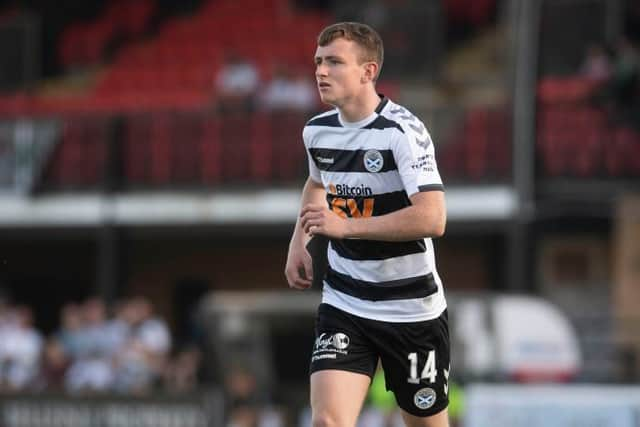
left=303, top=126, right=322, bottom=183
left=392, top=123, right=444, bottom=197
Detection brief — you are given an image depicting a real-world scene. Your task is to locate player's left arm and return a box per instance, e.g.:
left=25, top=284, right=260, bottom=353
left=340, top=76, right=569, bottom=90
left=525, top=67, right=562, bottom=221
left=300, top=190, right=445, bottom=241
left=353, top=190, right=445, bottom=240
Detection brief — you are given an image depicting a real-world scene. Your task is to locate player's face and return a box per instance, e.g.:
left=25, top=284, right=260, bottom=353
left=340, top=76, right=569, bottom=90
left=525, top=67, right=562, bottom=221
left=314, top=38, right=368, bottom=107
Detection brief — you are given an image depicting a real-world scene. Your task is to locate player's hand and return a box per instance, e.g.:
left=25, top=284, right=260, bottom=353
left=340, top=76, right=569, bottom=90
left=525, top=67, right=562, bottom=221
left=300, top=204, right=348, bottom=239
left=285, top=243, right=313, bottom=290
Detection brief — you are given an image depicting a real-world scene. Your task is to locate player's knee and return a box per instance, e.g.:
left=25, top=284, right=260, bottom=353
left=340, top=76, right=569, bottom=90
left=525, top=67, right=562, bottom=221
left=312, top=411, right=341, bottom=427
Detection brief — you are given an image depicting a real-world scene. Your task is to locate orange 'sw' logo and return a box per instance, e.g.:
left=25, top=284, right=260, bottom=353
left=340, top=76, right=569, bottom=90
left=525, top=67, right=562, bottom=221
left=330, top=198, right=374, bottom=218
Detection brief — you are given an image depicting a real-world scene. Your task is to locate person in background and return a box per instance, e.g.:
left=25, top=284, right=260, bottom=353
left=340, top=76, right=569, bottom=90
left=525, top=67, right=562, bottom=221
left=38, top=337, right=70, bottom=391
left=215, top=52, right=260, bottom=112
left=113, top=297, right=171, bottom=393
left=163, top=345, right=202, bottom=393
left=0, top=306, right=43, bottom=390
left=260, top=64, right=316, bottom=113
left=56, top=303, right=84, bottom=360
left=64, top=298, right=115, bottom=392
left=580, top=43, right=612, bottom=82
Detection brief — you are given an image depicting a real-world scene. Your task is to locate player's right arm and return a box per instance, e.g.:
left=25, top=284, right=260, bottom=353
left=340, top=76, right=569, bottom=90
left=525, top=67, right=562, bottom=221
left=285, top=177, right=326, bottom=289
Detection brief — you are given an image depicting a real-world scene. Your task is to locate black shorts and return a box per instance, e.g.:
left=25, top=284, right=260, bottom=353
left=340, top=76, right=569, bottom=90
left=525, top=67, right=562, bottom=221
left=310, top=303, right=450, bottom=417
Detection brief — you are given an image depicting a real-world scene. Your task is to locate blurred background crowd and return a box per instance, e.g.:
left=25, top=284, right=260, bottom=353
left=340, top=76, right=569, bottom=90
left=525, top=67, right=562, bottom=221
left=0, top=0, right=639, bottom=426
left=0, top=295, right=204, bottom=394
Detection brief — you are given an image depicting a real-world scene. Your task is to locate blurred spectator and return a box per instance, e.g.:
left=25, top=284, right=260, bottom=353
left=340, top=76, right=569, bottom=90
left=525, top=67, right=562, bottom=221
left=113, top=297, right=171, bottom=393
left=163, top=345, right=202, bottom=393
left=0, top=306, right=43, bottom=390
left=65, top=298, right=115, bottom=393
left=133, top=297, right=171, bottom=357
left=78, top=297, right=112, bottom=357
left=228, top=404, right=259, bottom=427
left=609, top=38, right=640, bottom=109
left=226, top=364, right=258, bottom=406
left=580, top=43, right=612, bottom=82
left=260, top=65, right=316, bottom=112
left=38, top=337, right=70, bottom=391
left=587, top=38, right=640, bottom=129
left=590, top=38, right=640, bottom=129
left=102, top=299, right=132, bottom=357
left=65, top=353, right=115, bottom=392
left=56, top=303, right=84, bottom=359
left=225, top=364, right=260, bottom=427
left=215, top=53, right=260, bottom=112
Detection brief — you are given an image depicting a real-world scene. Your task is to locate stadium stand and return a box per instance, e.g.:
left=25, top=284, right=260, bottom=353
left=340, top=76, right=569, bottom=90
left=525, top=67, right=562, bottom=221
left=58, top=0, right=157, bottom=70
left=536, top=76, right=640, bottom=178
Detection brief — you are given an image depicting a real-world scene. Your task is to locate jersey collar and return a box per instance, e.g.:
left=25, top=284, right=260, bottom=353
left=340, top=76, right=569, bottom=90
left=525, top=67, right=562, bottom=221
left=337, top=94, right=389, bottom=128
left=375, top=94, right=389, bottom=114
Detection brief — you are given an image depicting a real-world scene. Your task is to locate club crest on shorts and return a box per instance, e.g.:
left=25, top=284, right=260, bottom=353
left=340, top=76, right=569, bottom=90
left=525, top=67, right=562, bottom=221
left=332, top=333, right=350, bottom=350
left=363, top=150, right=384, bottom=173
left=414, top=387, right=437, bottom=410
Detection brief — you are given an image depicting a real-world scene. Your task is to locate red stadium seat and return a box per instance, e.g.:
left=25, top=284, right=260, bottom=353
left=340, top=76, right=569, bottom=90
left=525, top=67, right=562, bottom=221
left=464, top=109, right=489, bottom=180
left=171, top=113, right=205, bottom=184
left=605, top=127, right=640, bottom=177
left=124, top=114, right=152, bottom=184
left=148, top=113, right=173, bottom=183
left=268, top=111, right=309, bottom=182
left=219, top=112, right=253, bottom=182
left=48, top=117, right=108, bottom=188
left=249, top=113, right=273, bottom=181
left=487, top=108, right=511, bottom=178
left=200, top=116, right=222, bottom=184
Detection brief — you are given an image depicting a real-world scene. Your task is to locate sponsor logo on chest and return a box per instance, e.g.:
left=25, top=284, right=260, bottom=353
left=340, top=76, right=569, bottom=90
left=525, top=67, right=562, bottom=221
left=328, top=183, right=373, bottom=197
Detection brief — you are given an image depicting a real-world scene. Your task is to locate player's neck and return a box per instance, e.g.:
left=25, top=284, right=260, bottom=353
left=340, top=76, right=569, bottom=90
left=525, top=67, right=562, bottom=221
left=338, top=87, right=381, bottom=123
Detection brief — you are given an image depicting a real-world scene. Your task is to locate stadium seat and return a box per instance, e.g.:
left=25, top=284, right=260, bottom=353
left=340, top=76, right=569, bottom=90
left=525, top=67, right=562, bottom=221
left=249, top=113, right=273, bottom=181
left=149, top=113, right=173, bottom=184
left=57, top=0, right=157, bottom=69
left=268, top=112, right=309, bottom=182
left=464, top=109, right=490, bottom=180
left=47, top=117, right=108, bottom=188
left=171, top=113, right=205, bottom=184
left=200, top=116, right=222, bottom=184
left=605, top=127, right=640, bottom=177
left=219, top=112, right=253, bottom=182
left=124, top=113, right=152, bottom=184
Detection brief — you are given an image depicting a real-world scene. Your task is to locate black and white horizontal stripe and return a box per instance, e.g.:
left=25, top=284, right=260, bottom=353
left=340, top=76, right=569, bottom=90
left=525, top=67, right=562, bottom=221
left=309, top=148, right=397, bottom=173
left=326, top=267, right=438, bottom=301
left=303, top=98, right=446, bottom=322
left=327, top=190, right=411, bottom=216
left=327, top=244, right=432, bottom=283
left=330, top=239, right=425, bottom=261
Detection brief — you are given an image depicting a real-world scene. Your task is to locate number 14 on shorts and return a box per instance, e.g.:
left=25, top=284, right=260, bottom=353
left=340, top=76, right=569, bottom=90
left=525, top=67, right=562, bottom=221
left=407, top=351, right=438, bottom=384
left=407, top=351, right=450, bottom=395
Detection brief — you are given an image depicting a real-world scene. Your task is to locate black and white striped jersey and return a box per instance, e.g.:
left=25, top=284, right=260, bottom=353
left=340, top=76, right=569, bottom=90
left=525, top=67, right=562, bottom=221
left=303, top=96, right=447, bottom=322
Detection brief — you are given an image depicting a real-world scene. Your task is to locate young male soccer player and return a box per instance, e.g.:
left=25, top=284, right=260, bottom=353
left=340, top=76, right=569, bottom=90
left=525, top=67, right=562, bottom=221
left=285, top=22, right=450, bottom=427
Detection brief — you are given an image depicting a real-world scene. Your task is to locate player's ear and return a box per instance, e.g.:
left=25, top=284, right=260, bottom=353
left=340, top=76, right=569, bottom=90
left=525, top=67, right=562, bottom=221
left=362, top=61, right=379, bottom=83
